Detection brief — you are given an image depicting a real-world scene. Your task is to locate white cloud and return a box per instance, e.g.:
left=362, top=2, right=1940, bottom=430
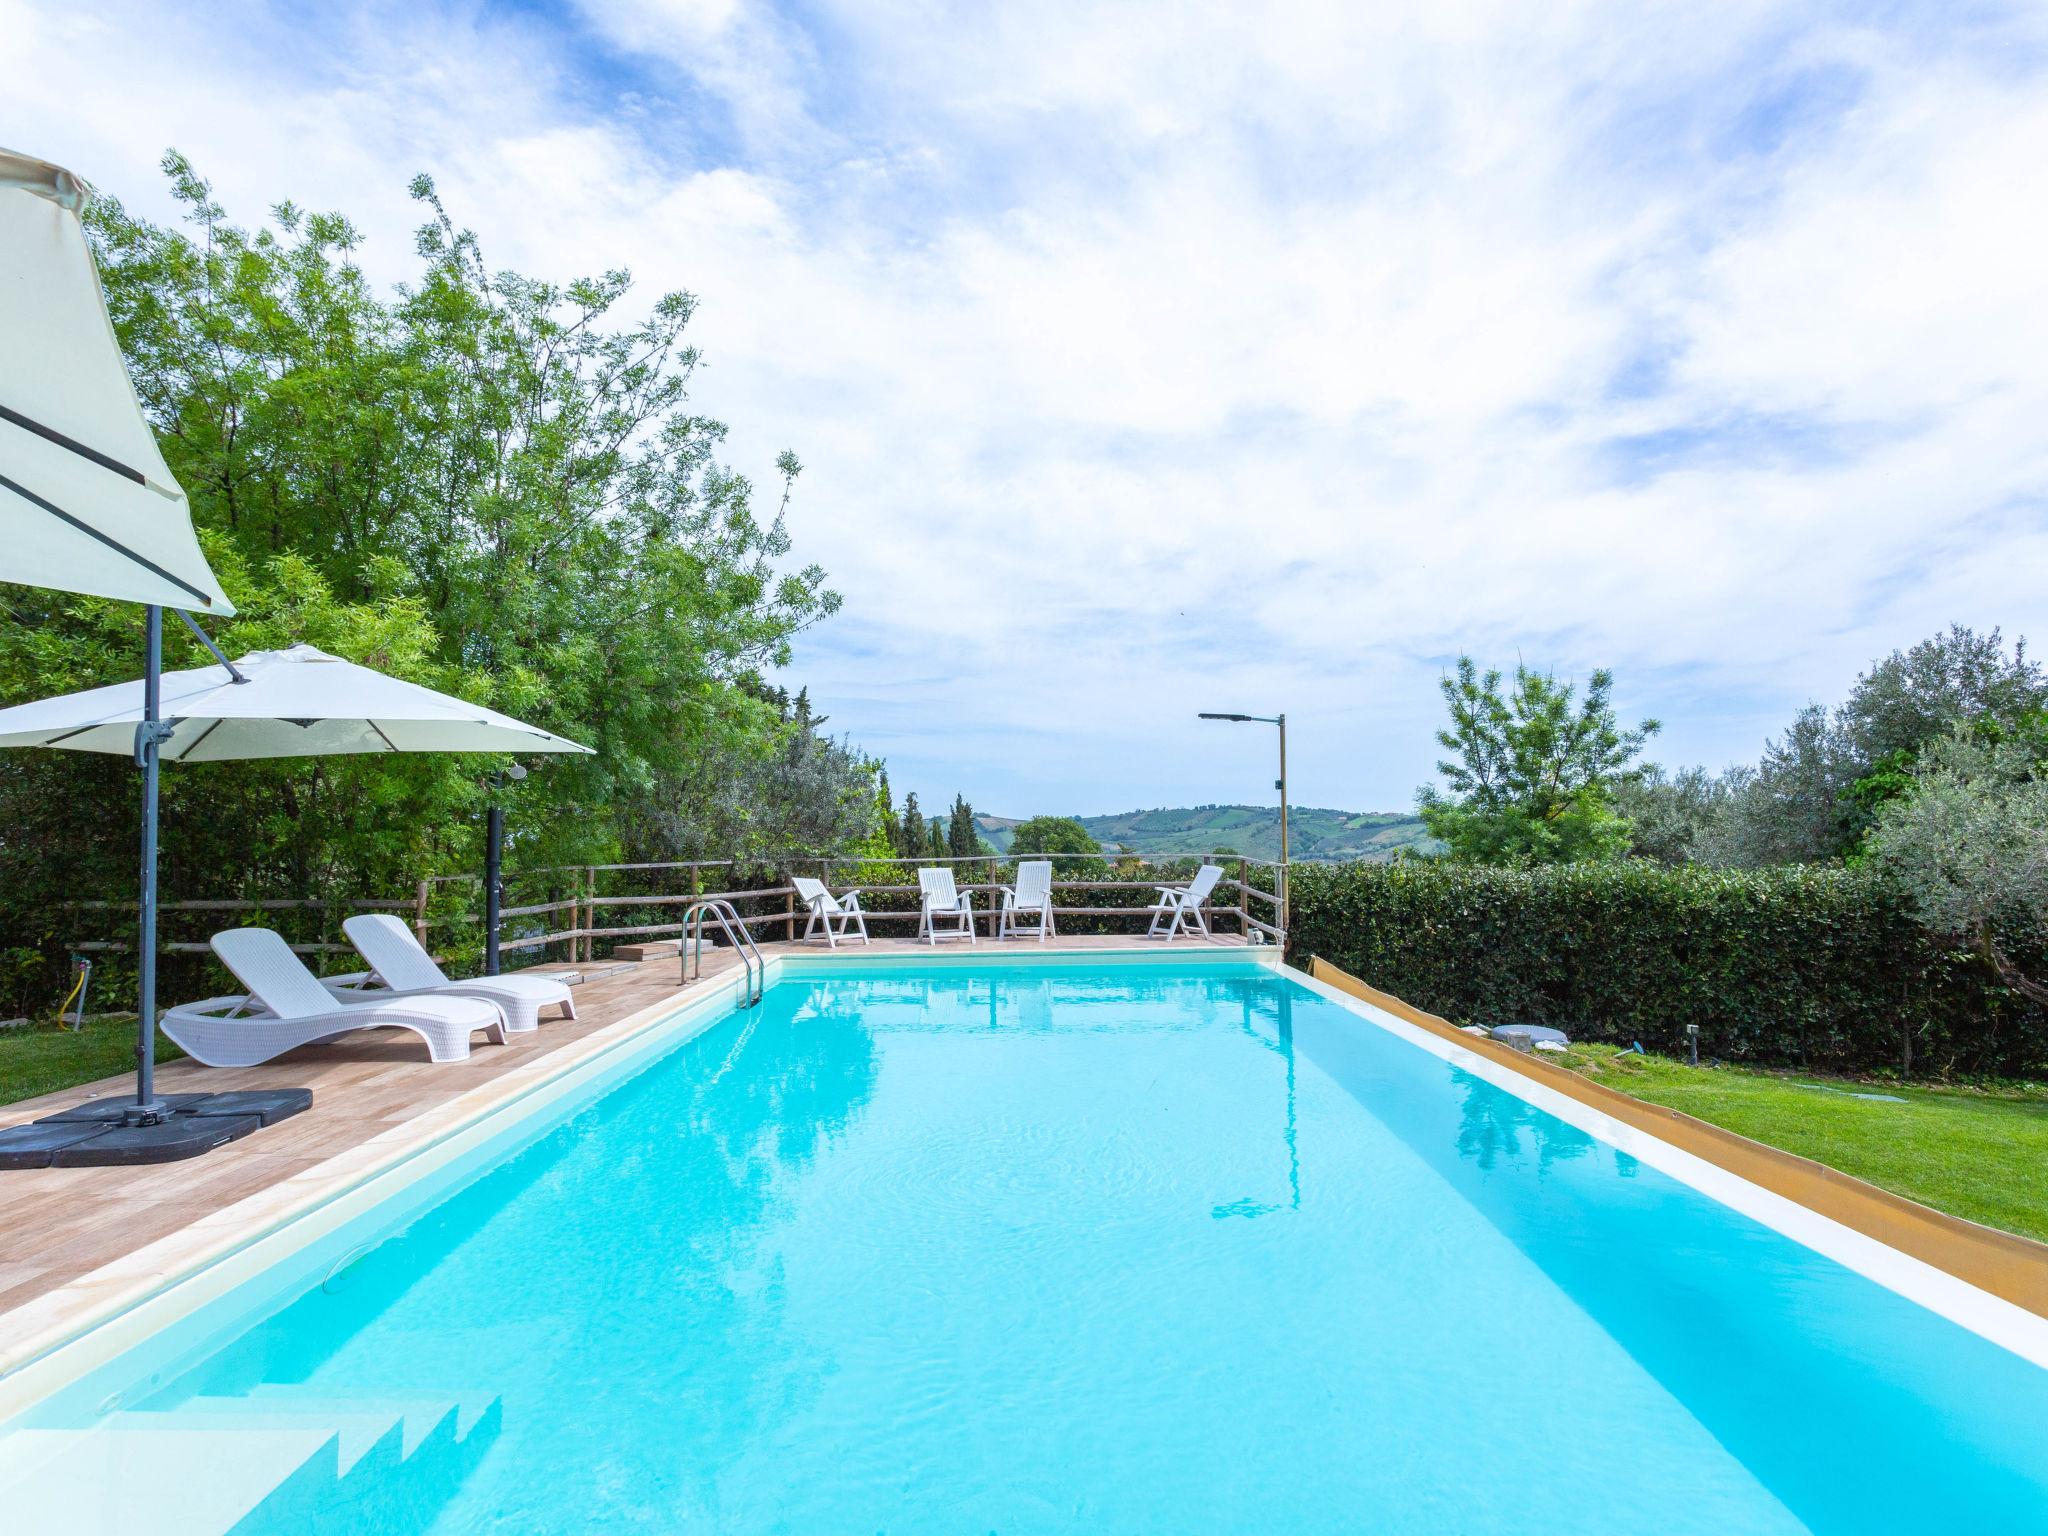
left=6, top=0, right=2046, bottom=815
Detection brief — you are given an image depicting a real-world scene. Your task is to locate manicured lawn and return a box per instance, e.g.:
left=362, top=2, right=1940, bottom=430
left=1554, top=1043, right=2048, bottom=1244
left=0, top=1017, right=183, bottom=1109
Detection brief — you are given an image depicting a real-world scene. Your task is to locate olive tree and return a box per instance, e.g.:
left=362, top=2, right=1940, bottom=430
left=1702, top=626, right=2045, bottom=867
left=1868, top=729, right=2048, bottom=1004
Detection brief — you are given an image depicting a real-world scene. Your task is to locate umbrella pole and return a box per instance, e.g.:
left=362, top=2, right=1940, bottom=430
left=130, top=604, right=167, bottom=1124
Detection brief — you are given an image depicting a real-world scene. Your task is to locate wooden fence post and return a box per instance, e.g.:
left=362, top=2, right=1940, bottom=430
left=413, top=879, right=431, bottom=949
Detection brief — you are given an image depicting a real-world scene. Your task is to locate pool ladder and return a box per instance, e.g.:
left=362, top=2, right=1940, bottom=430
left=680, top=899, right=765, bottom=1007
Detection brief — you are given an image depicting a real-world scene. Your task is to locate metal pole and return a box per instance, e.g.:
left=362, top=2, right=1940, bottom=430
left=174, top=609, right=247, bottom=682
left=131, top=604, right=166, bottom=1123
left=485, top=802, right=504, bottom=976
left=1276, top=713, right=1289, bottom=937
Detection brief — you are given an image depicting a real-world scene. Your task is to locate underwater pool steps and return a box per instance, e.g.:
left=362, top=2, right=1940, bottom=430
left=0, top=1385, right=501, bottom=1534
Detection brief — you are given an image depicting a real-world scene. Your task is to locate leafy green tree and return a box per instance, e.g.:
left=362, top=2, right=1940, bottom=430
left=1696, top=626, right=2047, bottom=868
left=1009, top=816, right=1102, bottom=857
left=1686, top=705, right=1857, bottom=867
left=925, top=819, right=948, bottom=858
left=1609, top=765, right=1729, bottom=865
left=1840, top=625, right=2044, bottom=766
left=1008, top=814, right=1106, bottom=884
left=1869, top=726, right=2048, bottom=1005
left=1417, top=658, right=1659, bottom=864
left=622, top=684, right=879, bottom=861
left=0, top=154, right=868, bottom=1011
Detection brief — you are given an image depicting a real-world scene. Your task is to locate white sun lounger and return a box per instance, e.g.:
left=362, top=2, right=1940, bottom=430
left=1146, top=863, right=1225, bottom=940
left=330, top=913, right=577, bottom=1033
left=918, top=866, right=977, bottom=944
left=160, top=928, right=509, bottom=1067
left=999, top=860, right=1056, bottom=942
left=793, top=877, right=870, bottom=948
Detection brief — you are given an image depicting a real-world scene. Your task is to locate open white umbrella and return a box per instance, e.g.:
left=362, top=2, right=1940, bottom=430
left=0, top=644, right=591, bottom=1159
left=0, top=643, right=592, bottom=759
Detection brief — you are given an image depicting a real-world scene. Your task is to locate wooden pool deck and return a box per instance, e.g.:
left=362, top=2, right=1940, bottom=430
left=0, top=933, right=1247, bottom=1326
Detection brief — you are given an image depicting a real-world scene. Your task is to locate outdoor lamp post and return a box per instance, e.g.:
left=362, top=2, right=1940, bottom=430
left=1197, top=711, right=1289, bottom=935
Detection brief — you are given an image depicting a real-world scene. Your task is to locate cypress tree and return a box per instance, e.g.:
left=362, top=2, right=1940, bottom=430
left=948, top=795, right=979, bottom=857
left=877, top=769, right=900, bottom=854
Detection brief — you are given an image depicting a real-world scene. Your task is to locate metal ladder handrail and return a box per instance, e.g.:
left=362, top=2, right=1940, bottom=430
left=680, top=898, right=765, bottom=1007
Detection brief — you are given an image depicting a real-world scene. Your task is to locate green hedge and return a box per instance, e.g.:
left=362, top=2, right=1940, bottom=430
left=1288, top=862, right=2047, bottom=1078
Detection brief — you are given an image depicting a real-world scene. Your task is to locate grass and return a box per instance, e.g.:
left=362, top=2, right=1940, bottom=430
left=1552, top=1042, right=2048, bottom=1244
left=0, top=1016, right=183, bottom=1108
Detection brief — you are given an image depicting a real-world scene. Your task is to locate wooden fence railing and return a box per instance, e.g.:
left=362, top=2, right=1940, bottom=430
left=66, top=853, right=1286, bottom=965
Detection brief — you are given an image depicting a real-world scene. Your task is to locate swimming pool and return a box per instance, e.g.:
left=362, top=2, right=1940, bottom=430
left=4, top=955, right=2045, bottom=1532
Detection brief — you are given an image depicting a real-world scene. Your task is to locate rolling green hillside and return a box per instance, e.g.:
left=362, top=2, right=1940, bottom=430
left=976, top=805, right=1437, bottom=862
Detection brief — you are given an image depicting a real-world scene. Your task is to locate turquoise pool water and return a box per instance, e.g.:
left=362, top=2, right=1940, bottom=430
left=13, top=960, right=2048, bottom=1531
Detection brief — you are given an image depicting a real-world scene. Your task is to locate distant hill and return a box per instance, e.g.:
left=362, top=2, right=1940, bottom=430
left=975, top=805, right=1438, bottom=863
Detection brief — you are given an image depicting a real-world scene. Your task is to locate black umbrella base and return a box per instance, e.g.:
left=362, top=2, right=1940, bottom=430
left=0, top=1088, right=312, bottom=1169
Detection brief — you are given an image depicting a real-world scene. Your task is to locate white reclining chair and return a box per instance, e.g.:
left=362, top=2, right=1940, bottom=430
left=1146, top=863, right=1225, bottom=941
left=917, top=866, right=977, bottom=944
left=999, top=860, right=1056, bottom=942
left=332, top=913, right=577, bottom=1032
left=793, top=876, right=870, bottom=948
left=161, top=928, right=509, bottom=1067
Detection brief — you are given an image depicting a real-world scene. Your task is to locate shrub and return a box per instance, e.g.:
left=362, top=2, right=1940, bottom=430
left=1288, top=861, right=2047, bottom=1077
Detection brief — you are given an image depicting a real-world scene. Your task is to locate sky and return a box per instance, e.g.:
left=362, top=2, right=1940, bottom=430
left=7, top=0, right=2048, bottom=817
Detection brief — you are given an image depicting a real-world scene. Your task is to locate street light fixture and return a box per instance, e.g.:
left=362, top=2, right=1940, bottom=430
left=1197, top=711, right=1288, bottom=935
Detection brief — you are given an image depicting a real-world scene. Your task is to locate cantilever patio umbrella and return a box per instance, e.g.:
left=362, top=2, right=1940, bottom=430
left=1, top=146, right=236, bottom=1142
left=0, top=645, right=592, bottom=1157
left=0, top=643, right=593, bottom=760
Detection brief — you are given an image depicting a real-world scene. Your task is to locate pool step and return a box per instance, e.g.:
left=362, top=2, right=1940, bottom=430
left=0, top=1423, right=338, bottom=1535
left=611, top=938, right=680, bottom=959
left=0, top=1387, right=501, bottom=1535
left=239, top=1381, right=500, bottom=1449
left=147, top=1397, right=410, bottom=1473
left=227, top=1386, right=502, bottom=1532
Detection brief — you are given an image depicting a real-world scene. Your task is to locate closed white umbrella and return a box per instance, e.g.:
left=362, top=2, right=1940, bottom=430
left=0, top=643, right=593, bottom=759
left=0, top=148, right=230, bottom=614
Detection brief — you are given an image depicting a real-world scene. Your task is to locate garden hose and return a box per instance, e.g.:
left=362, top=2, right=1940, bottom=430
left=56, top=955, right=90, bottom=1030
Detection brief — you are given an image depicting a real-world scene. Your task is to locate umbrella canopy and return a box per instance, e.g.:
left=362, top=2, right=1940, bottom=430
left=0, top=147, right=231, bottom=614
left=0, top=643, right=592, bottom=759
